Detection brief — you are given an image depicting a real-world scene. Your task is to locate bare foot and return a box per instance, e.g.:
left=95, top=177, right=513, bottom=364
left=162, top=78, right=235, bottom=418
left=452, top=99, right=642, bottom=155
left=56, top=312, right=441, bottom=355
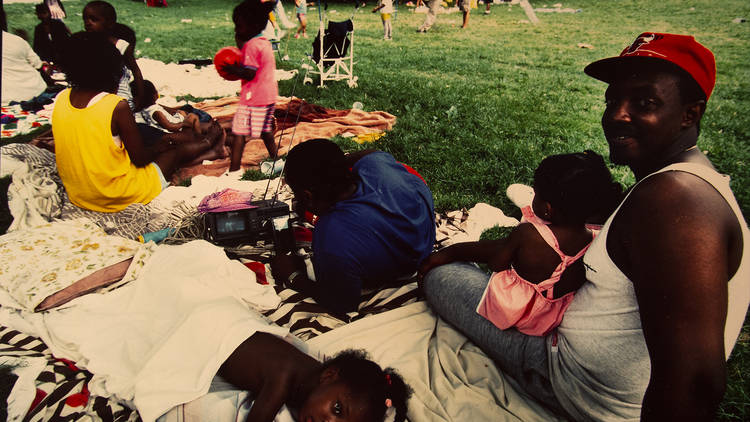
left=186, top=122, right=227, bottom=166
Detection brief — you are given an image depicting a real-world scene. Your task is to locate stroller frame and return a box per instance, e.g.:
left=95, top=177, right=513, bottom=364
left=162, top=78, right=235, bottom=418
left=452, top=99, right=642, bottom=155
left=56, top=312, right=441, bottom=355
left=307, top=1, right=358, bottom=88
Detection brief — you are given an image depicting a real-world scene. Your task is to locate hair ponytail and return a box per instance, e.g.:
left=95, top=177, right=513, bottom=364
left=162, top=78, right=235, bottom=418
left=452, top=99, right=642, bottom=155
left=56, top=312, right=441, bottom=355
left=322, top=350, right=413, bottom=422
left=382, top=368, right=411, bottom=422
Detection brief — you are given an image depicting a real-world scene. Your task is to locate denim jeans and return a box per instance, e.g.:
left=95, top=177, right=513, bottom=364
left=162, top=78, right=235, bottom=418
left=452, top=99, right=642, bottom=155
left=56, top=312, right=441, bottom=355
left=422, top=262, right=568, bottom=416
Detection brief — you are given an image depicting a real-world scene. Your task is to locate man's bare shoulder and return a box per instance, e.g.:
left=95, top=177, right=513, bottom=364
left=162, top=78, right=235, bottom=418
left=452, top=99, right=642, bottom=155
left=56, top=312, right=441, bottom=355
left=608, top=168, right=740, bottom=277
left=618, top=169, right=730, bottom=222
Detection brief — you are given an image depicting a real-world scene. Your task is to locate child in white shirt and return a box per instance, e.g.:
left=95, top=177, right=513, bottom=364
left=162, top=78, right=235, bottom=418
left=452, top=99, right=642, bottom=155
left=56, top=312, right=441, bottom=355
left=134, top=80, right=202, bottom=135
left=372, top=0, right=394, bottom=40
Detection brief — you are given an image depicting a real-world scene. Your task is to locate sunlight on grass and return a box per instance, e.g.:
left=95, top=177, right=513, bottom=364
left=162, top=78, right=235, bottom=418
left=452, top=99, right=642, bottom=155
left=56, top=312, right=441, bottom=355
left=4, top=0, right=749, bottom=419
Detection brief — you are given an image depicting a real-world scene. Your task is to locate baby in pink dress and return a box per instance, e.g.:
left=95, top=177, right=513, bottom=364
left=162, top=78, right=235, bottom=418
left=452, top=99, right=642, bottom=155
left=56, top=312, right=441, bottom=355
left=421, top=151, right=623, bottom=336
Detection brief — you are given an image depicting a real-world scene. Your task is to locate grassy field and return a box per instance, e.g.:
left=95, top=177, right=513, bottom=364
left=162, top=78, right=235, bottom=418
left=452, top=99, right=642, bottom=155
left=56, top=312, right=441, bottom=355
left=3, top=0, right=749, bottom=419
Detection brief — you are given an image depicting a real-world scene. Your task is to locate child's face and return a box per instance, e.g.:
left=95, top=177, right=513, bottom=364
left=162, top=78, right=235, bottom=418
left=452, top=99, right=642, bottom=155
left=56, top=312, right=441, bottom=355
left=83, top=6, right=112, bottom=33
left=298, top=380, right=371, bottom=422
left=36, top=9, right=51, bottom=22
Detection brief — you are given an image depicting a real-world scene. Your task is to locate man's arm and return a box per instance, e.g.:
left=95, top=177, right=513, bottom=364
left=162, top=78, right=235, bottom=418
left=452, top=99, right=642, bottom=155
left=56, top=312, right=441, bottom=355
left=612, top=173, right=732, bottom=421
left=270, top=252, right=361, bottom=314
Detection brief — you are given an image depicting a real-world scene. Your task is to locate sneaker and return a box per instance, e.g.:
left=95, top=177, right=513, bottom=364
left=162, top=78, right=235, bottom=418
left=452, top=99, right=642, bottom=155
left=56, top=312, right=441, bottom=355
left=294, top=33, right=300, bottom=39
left=260, top=158, right=285, bottom=176
left=484, top=9, right=490, bottom=14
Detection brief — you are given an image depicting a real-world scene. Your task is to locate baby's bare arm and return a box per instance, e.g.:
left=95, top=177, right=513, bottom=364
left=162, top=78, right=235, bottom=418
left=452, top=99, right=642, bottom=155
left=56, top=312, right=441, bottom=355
left=153, top=110, right=185, bottom=132
left=219, top=332, right=318, bottom=422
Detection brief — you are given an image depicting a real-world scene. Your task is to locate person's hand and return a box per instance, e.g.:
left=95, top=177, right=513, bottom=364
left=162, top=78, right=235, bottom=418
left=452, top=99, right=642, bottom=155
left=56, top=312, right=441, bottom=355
left=40, top=61, right=53, bottom=76
left=418, top=249, right=454, bottom=277
left=221, top=63, right=255, bottom=81
left=270, top=253, right=305, bottom=288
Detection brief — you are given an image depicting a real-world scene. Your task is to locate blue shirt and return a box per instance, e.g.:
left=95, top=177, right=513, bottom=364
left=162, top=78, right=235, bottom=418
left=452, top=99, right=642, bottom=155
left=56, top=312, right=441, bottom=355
left=311, top=152, right=435, bottom=313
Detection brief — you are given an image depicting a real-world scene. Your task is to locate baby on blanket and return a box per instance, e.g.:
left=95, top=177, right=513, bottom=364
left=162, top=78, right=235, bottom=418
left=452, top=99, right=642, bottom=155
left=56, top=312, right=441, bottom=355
left=34, top=240, right=410, bottom=422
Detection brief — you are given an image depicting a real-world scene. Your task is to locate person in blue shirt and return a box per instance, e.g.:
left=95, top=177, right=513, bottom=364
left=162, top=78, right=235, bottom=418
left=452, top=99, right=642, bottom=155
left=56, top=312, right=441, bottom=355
left=271, top=139, right=436, bottom=314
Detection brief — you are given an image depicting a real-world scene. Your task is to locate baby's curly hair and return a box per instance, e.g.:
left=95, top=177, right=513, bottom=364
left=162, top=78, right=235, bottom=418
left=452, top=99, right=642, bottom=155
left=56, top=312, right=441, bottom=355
left=534, top=150, right=623, bottom=225
left=322, top=349, right=412, bottom=422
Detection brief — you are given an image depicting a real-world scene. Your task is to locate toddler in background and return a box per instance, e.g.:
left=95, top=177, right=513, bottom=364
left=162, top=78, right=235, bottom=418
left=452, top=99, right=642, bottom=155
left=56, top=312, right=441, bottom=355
left=419, top=151, right=623, bottom=336
left=134, top=80, right=203, bottom=135
left=221, top=0, right=279, bottom=172
left=293, top=0, right=308, bottom=38
left=82, top=1, right=145, bottom=111
left=372, top=0, right=394, bottom=40
left=220, top=333, right=412, bottom=422
left=33, top=2, right=71, bottom=64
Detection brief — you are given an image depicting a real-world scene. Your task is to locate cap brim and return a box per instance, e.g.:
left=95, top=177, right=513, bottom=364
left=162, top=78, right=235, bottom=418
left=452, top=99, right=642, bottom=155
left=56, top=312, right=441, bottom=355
left=584, top=55, right=674, bottom=84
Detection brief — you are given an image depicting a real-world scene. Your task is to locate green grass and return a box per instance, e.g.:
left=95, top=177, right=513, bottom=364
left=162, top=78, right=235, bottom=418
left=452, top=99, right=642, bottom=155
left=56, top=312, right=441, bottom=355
left=4, top=0, right=750, bottom=419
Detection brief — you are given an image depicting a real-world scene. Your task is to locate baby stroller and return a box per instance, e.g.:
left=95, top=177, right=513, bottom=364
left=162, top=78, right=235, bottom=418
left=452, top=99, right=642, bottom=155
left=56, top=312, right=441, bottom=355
left=305, top=1, right=359, bottom=87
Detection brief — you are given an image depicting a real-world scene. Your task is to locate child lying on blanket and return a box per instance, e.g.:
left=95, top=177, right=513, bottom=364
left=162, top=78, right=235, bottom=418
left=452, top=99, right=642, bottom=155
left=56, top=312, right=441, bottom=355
left=220, top=332, right=412, bottom=422
left=419, top=151, right=623, bottom=336
left=134, top=80, right=204, bottom=135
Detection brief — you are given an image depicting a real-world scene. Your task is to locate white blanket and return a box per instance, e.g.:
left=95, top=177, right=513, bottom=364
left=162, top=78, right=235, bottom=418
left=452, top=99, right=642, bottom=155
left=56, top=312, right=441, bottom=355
left=21, top=240, right=285, bottom=422
left=307, top=302, right=565, bottom=422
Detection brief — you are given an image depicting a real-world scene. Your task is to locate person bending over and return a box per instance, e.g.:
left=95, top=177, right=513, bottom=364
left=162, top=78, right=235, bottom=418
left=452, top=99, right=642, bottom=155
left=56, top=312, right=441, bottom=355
left=53, top=31, right=223, bottom=212
left=271, top=139, right=436, bottom=314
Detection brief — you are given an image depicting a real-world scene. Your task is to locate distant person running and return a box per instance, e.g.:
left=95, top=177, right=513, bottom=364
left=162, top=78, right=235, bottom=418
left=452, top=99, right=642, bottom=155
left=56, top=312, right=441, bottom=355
left=294, top=0, right=308, bottom=38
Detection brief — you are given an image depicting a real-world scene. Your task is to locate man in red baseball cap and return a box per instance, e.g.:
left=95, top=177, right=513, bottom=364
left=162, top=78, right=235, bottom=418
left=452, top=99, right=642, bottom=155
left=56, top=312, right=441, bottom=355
left=546, top=32, right=750, bottom=421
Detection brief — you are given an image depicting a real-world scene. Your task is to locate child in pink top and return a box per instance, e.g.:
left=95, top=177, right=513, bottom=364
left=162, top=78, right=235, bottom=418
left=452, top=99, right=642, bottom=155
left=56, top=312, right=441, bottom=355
left=222, top=0, right=279, bottom=172
left=420, top=151, right=622, bottom=335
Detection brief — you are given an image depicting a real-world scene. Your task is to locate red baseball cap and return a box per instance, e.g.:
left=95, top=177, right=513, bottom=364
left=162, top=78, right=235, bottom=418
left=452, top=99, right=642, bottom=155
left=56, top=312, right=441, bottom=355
left=585, top=32, right=716, bottom=100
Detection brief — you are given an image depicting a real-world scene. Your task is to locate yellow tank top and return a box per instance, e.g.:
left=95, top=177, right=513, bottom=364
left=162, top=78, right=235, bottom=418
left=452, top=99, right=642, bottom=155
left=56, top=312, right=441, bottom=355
left=53, top=89, right=162, bottom=212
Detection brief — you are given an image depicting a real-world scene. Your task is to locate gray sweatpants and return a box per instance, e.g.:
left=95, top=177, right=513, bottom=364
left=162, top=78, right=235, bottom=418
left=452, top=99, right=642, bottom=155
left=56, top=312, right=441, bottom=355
left=421, top=262, right=569, bottom=417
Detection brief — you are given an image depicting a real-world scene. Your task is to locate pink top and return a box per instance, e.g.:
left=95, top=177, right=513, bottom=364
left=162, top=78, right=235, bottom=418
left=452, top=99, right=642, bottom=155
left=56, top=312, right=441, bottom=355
left=476, top=206, right=594, bottom=336
left=238, top=36, right=278, bottom=107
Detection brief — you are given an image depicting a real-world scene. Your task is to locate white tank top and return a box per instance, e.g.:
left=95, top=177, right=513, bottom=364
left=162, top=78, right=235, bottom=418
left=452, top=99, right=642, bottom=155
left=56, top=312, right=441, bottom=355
left=548, top=162, right=750, bottom=422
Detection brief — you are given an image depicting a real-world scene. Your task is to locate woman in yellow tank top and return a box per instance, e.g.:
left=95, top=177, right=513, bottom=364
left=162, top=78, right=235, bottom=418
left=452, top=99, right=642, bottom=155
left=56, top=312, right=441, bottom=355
left=53, top=32, right=224, bottom=212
